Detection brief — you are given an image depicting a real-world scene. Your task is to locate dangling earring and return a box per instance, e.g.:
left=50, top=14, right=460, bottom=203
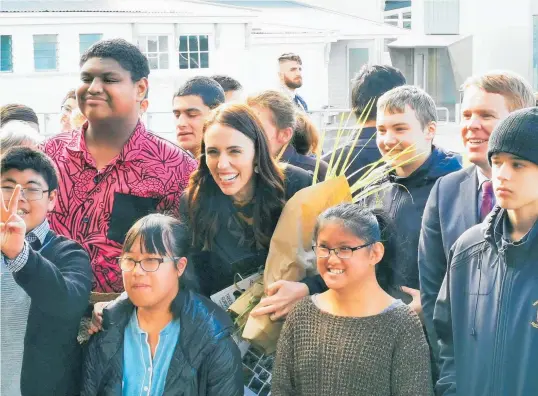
left=254, top=165, right=259, bottom=174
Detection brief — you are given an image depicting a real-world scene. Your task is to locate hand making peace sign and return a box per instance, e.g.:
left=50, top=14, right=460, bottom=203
left=0, top=185, right=27, bottom=259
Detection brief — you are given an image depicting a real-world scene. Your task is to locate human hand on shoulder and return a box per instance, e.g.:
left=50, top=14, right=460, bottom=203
left=401, top=286, right=424, bottom=322
left=87, top=301, right=108, bottom=335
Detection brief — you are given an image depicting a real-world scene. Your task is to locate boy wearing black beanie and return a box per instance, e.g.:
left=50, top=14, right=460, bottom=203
left=434, top=107, right=538, bottom=396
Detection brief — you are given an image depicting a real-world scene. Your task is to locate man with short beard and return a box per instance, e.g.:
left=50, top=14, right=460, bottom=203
left=278, top=53, right=308, bottom=112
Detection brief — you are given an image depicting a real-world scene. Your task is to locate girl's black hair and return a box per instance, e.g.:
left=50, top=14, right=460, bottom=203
left=313, top=203, right=398, bottom=292
left=123, top=213, right=197, bottom=294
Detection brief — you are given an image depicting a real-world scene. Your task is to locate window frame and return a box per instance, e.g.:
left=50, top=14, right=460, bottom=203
left=79, top=33, right=103, bottom=56
left=384, top=7, right=412, bottom=30
left=33, top=34, right=59, bottom=72
left=178, top=34, right=210, bottom=70
left=138, top=35, right=170, bottom=70
left=0, top=34, right=13, bottom=73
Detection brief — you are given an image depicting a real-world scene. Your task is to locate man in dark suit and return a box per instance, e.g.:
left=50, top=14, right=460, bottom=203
left=419, top=71, right=536, bottom=362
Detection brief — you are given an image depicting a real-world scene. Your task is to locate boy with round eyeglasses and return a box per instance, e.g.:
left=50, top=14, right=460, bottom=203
left=0, top=147, right=92, bottom=396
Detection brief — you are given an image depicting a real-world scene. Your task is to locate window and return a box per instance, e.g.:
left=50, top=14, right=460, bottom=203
left=139, top=35, right=169, bottom=69
left=80, top=33, right=102, bottom=55
left=33, top=34, right=58, bottom=71
left=0, top=35, right=13, bottom=72
left=384, top=8, right=412, bottom=30
left=178, top=35, right=209, bottom=69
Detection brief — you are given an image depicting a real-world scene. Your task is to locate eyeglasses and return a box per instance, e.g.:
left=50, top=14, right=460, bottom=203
left=116, top=257, right=179, bottom=272
left=312, top=243, right=374, bottom=259
left=1, top=187, right=49, bottom=202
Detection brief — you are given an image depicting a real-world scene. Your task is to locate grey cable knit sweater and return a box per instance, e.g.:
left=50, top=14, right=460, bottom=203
left=272, top=297, right=433, bottom=396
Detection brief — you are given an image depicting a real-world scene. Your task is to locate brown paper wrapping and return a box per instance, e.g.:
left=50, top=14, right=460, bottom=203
left=229, top=176, right=352, bottom=354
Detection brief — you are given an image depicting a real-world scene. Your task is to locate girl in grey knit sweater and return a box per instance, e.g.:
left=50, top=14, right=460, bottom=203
left=273, top=204, right=433, bottom=396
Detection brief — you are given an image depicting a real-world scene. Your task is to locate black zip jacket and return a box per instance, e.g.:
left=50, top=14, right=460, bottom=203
left=434, top=207, right=538, bottom=396
left=81, top=289, right=243, bottom=396
left=363, top=146, right=462, bottom=297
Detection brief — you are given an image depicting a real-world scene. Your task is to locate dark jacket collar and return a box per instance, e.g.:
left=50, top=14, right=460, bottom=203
left=389, top=145, right=462, bottom=186
left=100, top=289, right=234, bottom=387
left=342, top=126, right=377, bottom=149
left=483, top=206, right=538, bottom=257
left=103, top=288, right=232, bottom=340
left=356, top=126, right=377, bottom=141
left=281, top=144, right=299, bottom=163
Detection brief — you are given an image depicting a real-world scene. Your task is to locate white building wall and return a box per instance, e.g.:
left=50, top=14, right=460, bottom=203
left=0, top=17, right=250, bottom=136
left=0, top=22, right=133, bottom=115
left=328, top=38, right=383, bottom=109
left=459, top=0, right=533, bottom=81
left=328, top=40, right=349, bottom=109
left=304, top=0, right=385, bottom=21
left=460, top=0, right=535, bottom=81
left=146, top=23, right=249, bottom=135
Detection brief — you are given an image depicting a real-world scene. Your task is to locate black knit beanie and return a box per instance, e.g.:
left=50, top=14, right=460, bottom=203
left=488, top=107, right=538, bottom=166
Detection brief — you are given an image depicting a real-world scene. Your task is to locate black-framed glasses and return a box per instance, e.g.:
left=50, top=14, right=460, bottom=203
left=116, top=257, right=179, bottom=272
left=1, top=186, right=49, bottom=202
left=312, top=243, right=374, bottom=259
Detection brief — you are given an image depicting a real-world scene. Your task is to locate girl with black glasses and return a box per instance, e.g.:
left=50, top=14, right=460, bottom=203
left=272, top=204, right=433, bottom=396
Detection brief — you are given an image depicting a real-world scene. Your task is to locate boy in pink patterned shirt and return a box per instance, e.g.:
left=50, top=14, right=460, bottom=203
left=43, top=39, right=197, bottom=292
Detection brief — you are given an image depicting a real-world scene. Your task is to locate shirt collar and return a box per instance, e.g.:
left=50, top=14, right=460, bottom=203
left=27, top=219, right=50, bottom=244
left=128, top=308, right=178, bottom=336
left=129, top=308, right=145, bottom=335
left=476, top=167, right=491, bottom=190
left=66, top=120, right=147, bottom=166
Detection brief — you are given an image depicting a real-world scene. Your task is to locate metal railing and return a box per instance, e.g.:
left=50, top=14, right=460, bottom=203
left=37, top=106, right=452, bottom=140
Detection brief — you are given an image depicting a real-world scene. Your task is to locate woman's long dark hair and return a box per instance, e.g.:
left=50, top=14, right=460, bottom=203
left=186, top=103, right=286, bottom=250
left=313, top=204, right=398, bottom=292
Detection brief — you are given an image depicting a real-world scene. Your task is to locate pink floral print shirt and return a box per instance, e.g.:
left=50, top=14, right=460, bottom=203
left=42, top=122, right=197, bottom=292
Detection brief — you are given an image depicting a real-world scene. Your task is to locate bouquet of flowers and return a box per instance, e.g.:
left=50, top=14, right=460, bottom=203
left=228, top=100, right=422, bottom=354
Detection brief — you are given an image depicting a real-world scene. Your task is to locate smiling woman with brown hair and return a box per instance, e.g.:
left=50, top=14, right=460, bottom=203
left=181, top=103, right=312, bottom=298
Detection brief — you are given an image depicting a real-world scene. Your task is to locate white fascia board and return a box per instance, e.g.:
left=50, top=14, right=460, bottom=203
left=336, top=32, right=409, bottom=40
left=0, top=13, right=258, bottom=26
left=251, top=34, right=334, bottom=45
